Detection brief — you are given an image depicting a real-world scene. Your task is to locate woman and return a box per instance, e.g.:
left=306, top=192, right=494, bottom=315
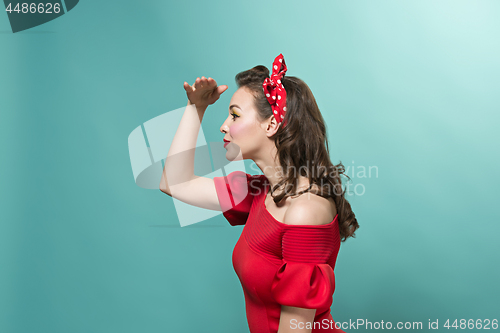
left=160, top=54, right=359, bottom=333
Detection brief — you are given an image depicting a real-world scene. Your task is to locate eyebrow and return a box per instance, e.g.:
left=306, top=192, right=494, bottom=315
left=229, top=104, right=242, bottom=112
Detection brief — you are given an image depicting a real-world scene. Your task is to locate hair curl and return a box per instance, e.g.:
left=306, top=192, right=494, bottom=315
left=235, top=65, right=359, bottom=241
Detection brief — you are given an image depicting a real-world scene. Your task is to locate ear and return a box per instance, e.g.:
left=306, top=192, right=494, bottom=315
left=264, top=115, right=279, bottom=137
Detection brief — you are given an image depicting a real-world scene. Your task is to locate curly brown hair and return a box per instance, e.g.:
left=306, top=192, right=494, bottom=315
left=235, top=65, right=359, bottom=241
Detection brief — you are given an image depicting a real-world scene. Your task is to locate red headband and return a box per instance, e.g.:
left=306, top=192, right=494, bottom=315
left=263, top=54, right=288, bottom=128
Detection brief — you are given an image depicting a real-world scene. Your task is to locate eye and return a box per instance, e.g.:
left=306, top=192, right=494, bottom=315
left=230, top=112, right=239, bottom=120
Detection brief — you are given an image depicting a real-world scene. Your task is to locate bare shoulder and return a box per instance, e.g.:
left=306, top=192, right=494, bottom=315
left=283, top=192, right=336, bottom=226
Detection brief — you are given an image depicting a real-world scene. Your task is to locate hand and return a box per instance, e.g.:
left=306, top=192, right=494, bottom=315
left=183, top=77, right=228, bottom=110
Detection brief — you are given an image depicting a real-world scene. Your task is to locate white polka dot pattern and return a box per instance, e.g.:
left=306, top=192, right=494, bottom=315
left=262, top=54, right=288, bottom=128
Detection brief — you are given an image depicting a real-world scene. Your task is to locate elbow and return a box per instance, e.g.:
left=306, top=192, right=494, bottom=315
left=160, top=187, right=172, bottom=197
left=159, top=183, right=172, bottom=196
left=159, top=174, right=172, bottom=196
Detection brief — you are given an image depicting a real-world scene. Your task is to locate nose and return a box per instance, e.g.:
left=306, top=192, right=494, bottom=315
left=220, top=118, right=230, bottom=134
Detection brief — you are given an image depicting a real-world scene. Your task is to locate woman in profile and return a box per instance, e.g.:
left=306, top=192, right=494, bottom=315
left=160, top=54, right=359, bottom=333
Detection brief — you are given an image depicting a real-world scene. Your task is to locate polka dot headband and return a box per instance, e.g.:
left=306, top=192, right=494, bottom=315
left=263, top=54, right=288, bottom=128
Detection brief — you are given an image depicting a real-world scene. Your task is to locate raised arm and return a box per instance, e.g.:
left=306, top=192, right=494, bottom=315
left=159, top=77, right=228, bottom=211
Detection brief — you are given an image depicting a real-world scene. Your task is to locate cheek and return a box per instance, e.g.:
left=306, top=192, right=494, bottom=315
left=229, top=123, right=246, bottom=138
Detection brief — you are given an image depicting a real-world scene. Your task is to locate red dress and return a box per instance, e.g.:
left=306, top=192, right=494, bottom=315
left=213, top=171, right=346, bottom=333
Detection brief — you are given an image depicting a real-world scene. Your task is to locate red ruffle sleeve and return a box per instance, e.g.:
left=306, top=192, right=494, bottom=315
left=271, top=225, right=338, bottom=309
left=213, top=171, right=263, bottom=226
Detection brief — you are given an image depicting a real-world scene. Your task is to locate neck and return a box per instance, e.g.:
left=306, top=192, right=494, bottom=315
left=252, top=144, right=282, bottom=189
left=252, top=144, right=309, bottom=191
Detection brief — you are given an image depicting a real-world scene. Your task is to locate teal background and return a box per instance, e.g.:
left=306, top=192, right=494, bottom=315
left=1, top=1, right=499, bottom=332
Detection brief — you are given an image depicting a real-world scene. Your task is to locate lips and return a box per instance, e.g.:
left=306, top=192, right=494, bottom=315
left=223, top=139, right=230, bottom=148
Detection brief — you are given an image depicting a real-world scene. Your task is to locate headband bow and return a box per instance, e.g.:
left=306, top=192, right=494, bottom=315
left=263, top=54, right=287, bottom=128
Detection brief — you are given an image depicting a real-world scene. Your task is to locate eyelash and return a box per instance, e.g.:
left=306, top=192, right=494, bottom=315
left=230, top=112, right=239, bottom=120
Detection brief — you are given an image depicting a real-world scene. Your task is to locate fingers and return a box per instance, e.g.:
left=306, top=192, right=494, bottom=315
left=194, top=77, right=201, bottom=89
left=192, top=76, right=217, bottom=90
left=193, top=77, right=205, bottom=90
left=186, top=77, right=226, bottom=97
left=201, top=76, right=208, bottom=88
left=217, top=85, right=229, bottom=95
left=183, top=81, right=193, bottom=93
left=207, top=77, right=217, bottom=88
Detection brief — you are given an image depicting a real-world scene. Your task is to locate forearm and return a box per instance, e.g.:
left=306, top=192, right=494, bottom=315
left=160, top=101, right=206, bottom=192
left=277, top=306, right=316, bottom=333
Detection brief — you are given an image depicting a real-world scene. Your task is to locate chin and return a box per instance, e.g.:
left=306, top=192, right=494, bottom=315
left=226, top=145, right=244, bottom=161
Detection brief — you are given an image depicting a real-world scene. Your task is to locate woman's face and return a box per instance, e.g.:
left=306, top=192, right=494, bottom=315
left=220, top=87, right=268, bottom=161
